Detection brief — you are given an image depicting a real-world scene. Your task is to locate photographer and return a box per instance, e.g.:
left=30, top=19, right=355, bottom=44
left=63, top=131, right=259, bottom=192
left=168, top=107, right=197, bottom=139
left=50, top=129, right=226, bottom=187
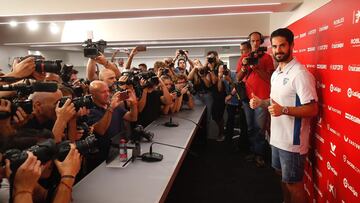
left=0, top=99, right=31, bottom=137
left=174, top=74, right=194, bottom=111
left=86, top=52, right=120, bottom=82
left=160, top=76, right=177, bottom=114
left=173, top=50, right=194, bottom=75
left=87, top=80, right=137, bottom=162
left=137, top=71, right=172, bottom=127
left=236, top=31, right=274, bottom=167
left=25, top=90, right=76, bottom=143
left=99, top=69, right=117, bottom=88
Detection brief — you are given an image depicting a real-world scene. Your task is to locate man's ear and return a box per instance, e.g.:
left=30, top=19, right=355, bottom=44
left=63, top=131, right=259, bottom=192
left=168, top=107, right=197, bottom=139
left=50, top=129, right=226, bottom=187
left=33, top=101, right=41, bottom=112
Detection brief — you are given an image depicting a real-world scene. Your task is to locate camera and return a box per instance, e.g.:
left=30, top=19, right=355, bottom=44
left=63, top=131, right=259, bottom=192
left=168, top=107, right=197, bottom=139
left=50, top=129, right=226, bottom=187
left=178, top=50, right=187, bottom=55
left=11, top=100, right=33, bottom=115
left=159, top=68, right=170, bottom=76
left=60, top=64, right=75, bottom=84
left=4, top=135, right=98, bottom=171
left=83, top=39, right=107, bottom=58
left=247, top=46, right=267, bottom=66
left=59, top=95, right=94, bottom=111
left=223, top=64, right=230, bottom=76
left=131, top=125, right=154, bottom=142
left=185, top=81, right=196, bottom=95
left=198, top=68, right=209, bottom=76
left=140, top=71, right=159, bottom=88
left=207, top=56, right=216, bottom=64
left=20, top=55, right=62, bottom=74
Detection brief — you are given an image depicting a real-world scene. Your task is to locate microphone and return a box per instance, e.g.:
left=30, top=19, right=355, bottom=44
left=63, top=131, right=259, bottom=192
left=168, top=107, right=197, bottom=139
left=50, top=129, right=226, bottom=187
left=163, top=113, right=179, bottom=127
left=141, top=141, right=186, bottom=162
left=0, top=82, right=58, bottom=93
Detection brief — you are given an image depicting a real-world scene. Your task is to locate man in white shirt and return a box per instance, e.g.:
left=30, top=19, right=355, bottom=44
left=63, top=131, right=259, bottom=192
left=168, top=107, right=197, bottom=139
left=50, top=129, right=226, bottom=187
left=249, top=28, right=318, bottom=203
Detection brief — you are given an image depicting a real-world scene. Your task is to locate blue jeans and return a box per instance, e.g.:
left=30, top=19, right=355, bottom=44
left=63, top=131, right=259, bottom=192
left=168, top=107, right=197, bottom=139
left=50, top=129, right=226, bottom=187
left=242, top=101, right=267, bottom=156
left=271, top=146, right=306, bottom=183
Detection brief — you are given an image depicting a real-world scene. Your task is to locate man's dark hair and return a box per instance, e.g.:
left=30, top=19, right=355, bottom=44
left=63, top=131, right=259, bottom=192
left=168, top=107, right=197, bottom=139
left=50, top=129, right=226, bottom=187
left=270, top=28, right=294, bottom=45
left=138, top=63, right=147, bottom=68
left=206, top=51, right=218, bottom=57
left=241, top=41, right=251, bottom=50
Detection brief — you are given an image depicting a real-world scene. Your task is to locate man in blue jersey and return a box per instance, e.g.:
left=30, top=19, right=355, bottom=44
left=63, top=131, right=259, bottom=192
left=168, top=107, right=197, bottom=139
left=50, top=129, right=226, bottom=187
left=249, top=28, right=318, bottom=203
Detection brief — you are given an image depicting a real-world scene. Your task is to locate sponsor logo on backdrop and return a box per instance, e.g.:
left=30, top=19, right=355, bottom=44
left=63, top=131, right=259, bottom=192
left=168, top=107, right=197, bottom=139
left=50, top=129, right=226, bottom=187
left=315, top=133, right=324, bottom=143
left=293, top=49, right=298, bottom=53
left=353, top=10, right=360, bottom=24
left=306, top=157, right=313, bottom=166
left=315, top=167, right=323, bottom=178
left=317, top=64, right=327, bottom=69
left=330, top=142, right=336, bottom=157
left=299, top=48, right=306, bottom=53
left=318, top=44, right=328, bottom=51
left=347, top=88, right=360, bottom=99
left=331, top=42, right=344, bottom=49
left=333, top=17, right=345, bottom=28
left=343, top=178, right=358, bottom=197
left=300, top=32, right=307, bottom=38
left=319, top=25, right=329, bottom=32
left=327, top=105, right=342, bottom=115
left=315, top=149, right=324, bottom=161
left=348, top=64, right=360, bottom=72
left=350, top=38, right=360, bottom=47
left=327, top=161, right=338, bottom=176
left=330, top=64, right=343, bottom=71
left=345, top=113, right=360, bottom=124
left=317, top=115, right=323, bottom=128
left=317, top=81, right=326, bottom=89
left=327, top=124, right=341, bottom=137
left=343, top=154, right=360, bottom=174
left=343, top=135, right=360, bottom=150
left=307, top=46, right=316, bottom=52
left=294, top=35, right=299, bottom=39
left=327, top=180, right=336, bottom=198
left=308, top=28, right=317, bottom=35
left=314, top=183, right=324, bottom=198
left=329, top=84, right=341, bottom=93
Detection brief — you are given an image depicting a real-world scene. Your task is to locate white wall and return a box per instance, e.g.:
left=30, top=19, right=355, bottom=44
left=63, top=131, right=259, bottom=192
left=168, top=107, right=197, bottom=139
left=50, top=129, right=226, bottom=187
left=0, top=46, right=28, bottom=73
left=270, top=0, right=331, bottom=32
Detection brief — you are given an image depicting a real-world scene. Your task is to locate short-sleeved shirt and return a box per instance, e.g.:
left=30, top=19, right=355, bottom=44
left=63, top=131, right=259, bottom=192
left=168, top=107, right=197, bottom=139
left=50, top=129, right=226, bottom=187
left=236, top=53, right=274, bottom=99
left=88, top=104, right=128, bottom=158
left=269, top=58, right=318, bottom=154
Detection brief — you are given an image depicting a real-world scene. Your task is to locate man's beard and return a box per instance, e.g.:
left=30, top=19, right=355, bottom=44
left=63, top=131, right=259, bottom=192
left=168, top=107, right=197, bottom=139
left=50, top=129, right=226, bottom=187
left=274, top=51, right=291, bottom=62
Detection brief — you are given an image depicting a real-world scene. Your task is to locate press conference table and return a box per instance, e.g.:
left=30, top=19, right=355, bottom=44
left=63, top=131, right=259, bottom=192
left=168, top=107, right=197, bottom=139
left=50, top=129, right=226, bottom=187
left=73, top=104, right=206, bottom=203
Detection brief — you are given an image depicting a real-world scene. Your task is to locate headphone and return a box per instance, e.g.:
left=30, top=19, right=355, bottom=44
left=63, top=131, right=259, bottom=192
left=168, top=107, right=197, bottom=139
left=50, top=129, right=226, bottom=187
left=248, top=31, right=265, bottom=44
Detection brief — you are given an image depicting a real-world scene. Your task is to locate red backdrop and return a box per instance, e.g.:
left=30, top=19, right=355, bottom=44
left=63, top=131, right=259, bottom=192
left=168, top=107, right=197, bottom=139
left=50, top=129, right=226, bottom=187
left=285, top=0, right=360, bottom=202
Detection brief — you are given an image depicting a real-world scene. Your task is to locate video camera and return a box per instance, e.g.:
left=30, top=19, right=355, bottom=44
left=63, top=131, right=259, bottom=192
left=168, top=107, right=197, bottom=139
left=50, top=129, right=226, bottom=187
left=140, top=71, right=159, bottom=88
left=59, top=95, right=94, bottom=111
left=83, top=39, right=107, bottom=58
left=4, top=135, right=98, bottom=172
left=19, top=55, right=62, bottom=74
left=247, top=46, right=267, bottom=66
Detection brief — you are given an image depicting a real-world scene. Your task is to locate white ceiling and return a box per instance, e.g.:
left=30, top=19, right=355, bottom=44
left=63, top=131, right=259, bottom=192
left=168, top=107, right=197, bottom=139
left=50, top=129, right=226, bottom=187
left=0, top=0, right=303, bottom=50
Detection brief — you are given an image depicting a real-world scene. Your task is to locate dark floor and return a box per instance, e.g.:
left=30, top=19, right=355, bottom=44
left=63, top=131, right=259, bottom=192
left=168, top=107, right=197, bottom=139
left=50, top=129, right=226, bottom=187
left=165, top=137, right=283, bottom=203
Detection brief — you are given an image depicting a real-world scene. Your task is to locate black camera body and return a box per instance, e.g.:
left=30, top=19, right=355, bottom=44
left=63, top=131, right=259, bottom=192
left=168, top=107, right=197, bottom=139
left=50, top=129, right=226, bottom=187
left=178, top=50, right=187, bottom=55
left=83, top=39, right=107, bottom=58
left=247, top=46, right=267, bottom=66
left=223, top=64, right=230, bottom=76
left=207, top=56, right=216, bottom=64
left=198, top=68, right=209, bottom=76
left=160, top=68, right=170, bottom=76
left=59, top=95, right=94, bottom=111
left=4, top=135, right=98, bottom=172
left=141, top=71, right=159, bottom=88
left=131, top=125, right=154, bottom=142
left=11, top=99, right=33, bottom=115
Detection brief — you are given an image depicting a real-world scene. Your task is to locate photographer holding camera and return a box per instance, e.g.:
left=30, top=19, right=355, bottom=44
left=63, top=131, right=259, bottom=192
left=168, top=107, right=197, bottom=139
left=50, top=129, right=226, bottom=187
left=174, top=74, right=194, bottom=111
left=236, top=31, right=274, bottom=167
left=86, top=52, right=120, bottom=82
left=173, top=50, right=194, bottom=76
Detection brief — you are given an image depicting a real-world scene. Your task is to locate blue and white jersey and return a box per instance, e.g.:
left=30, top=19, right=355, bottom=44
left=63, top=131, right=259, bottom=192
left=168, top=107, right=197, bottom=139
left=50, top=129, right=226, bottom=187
left=269, top=58, right=318, bottom=154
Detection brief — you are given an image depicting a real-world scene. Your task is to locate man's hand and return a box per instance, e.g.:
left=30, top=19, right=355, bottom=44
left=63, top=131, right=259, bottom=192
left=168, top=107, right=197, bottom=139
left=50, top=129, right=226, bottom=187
left=0, top=99, right=11, bottom=115
left=10, top=152, right=41, bottom=193
left=180, top=86, right=188, bottom=95
left=110, top=91, right=122, bottom=109
left=268, top=99, right=283, bottom=117
left=54, top=144, right=81, bottom=177
left=242, top=57, right=248, bottom=66
left=94, top=52, right=108, bottom=66
left=56, top=99, right=76, bottom=123
left=76, top=107, right=90, bottom=118
left=12, top=107, right=30, bottom=127
left=249, top=93, right=262, bottom=109
left=11, top=57, right=36, bottom=79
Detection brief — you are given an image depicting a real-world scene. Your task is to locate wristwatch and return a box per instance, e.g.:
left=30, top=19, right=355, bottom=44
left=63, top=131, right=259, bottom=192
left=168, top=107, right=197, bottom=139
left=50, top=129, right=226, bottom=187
left=282, top=106, right=289, bottom=115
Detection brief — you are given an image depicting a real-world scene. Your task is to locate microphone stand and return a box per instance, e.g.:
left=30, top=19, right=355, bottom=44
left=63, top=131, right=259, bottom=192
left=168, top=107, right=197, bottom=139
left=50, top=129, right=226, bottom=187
left=141, top=141, right=186, bottom=162
left=163, top=111, right=179, bottom=127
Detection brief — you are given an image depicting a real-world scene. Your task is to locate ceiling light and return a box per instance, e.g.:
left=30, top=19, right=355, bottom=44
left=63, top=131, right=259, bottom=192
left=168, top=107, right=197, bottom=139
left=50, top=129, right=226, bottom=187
left=27, top=20, right=39, bottom=31
left=9, top=21, right=18, bottom=27
left=49, top=23, right=60, bottom=34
